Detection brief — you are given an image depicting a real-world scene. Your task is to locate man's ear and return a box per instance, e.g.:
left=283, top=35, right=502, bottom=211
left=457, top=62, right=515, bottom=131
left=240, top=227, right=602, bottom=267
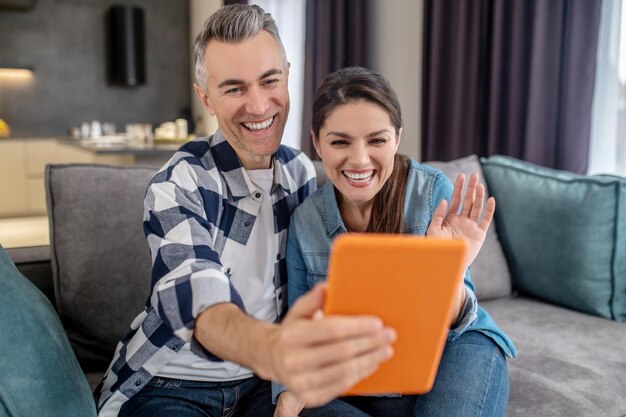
left=194, top=84, right=215, bottom=116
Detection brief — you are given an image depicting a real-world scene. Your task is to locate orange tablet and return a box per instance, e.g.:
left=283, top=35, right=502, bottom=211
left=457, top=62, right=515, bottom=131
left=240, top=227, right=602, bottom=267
left=324, top=234, right=468, bottom=395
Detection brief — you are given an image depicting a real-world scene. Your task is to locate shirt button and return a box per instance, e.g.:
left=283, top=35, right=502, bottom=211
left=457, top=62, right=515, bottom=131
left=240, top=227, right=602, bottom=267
left=255, top=192, right=261, bottom=199
left=134, top=380, right=141, bottom=386
left=244, top=221, right=250, bottom=227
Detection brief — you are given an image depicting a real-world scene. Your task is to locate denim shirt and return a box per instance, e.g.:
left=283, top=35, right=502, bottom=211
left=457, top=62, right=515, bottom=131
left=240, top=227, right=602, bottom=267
left=286, top=159, right=517, bottom=359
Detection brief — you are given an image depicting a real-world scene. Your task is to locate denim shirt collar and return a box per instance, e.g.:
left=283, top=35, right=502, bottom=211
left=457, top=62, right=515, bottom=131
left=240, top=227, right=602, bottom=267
left=321, top=182, right=348, bottom=237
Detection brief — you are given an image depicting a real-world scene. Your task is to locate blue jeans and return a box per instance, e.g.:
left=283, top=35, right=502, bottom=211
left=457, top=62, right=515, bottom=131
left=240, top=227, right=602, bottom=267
left=119, top=331, right=506, bottom=417
left=341, top=331, right=509, bottom=417
left=118, top=374, right=369, bottom=417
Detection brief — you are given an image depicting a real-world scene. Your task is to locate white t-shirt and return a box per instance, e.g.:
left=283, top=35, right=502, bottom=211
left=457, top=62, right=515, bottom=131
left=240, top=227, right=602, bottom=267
left=157, top=168, right=277, bottom=381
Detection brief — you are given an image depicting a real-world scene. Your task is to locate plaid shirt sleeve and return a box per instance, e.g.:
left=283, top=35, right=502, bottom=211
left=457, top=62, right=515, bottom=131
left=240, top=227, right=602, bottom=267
left=143, top=158, right=240, bottom=344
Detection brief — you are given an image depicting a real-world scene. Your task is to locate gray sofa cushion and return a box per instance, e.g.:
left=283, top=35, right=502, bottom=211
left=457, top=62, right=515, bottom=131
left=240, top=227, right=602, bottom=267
left=483, top=296, right=626, bottom=417
left=424, top=155, right=512, bottom=300
left=45, top=164, right=156, bottom=366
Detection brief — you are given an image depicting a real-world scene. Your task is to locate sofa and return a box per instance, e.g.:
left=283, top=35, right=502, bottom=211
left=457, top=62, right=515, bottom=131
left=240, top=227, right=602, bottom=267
left=2, top=154, right=625, bottom=417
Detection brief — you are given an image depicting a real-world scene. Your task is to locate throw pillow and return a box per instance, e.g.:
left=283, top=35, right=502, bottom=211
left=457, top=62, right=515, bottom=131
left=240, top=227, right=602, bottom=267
left=0, top=245, right=96, bottom=416
left=481, top=155, right=626, bottom=321
left=46, top=164, right=155, bottom=367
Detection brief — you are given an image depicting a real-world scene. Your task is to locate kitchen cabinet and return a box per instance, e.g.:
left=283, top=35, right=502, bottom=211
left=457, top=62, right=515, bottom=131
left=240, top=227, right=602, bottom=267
left=0, top=141, right=28, bottom=216
left=0, top=138, right=133, bottom=217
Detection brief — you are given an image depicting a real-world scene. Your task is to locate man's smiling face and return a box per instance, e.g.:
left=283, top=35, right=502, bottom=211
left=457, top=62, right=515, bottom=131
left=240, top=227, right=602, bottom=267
left=196, top=30, right=290, bottom=170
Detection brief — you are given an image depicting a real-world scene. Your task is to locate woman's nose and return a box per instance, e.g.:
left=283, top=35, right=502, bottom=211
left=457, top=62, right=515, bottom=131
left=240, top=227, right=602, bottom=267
left=349, top=143, right=370, bottom=165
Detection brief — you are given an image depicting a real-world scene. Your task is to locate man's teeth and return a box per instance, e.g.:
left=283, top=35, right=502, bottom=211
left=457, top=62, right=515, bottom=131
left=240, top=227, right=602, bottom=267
left=243, top=117, right=273, bottom=131
left=344, top=171, right=374, bottom=181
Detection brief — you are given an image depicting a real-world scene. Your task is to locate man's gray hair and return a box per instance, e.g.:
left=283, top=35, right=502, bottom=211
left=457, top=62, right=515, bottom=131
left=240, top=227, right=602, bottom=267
left=193, top=4, right=286, bottom=90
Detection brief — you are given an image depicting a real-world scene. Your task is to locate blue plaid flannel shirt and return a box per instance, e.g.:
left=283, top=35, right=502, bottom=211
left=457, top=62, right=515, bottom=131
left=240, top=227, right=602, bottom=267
left=95, top=130, right=316, bottom=416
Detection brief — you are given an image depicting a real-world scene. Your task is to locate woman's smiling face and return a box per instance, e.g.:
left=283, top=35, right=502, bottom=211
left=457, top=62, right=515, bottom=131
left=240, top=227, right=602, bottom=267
left=314, top=100, right=400, bottom=210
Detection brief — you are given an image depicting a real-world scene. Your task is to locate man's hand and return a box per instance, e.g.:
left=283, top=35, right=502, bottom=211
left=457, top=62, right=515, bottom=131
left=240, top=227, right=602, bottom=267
left=260, top=284, right=395, bottom=408
left=194, top=285, right=395, bottom=409
left=274, top=391, right=305, bottom=417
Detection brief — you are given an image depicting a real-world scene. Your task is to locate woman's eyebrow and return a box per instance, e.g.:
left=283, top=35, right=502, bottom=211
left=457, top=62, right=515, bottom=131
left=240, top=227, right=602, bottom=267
left=366, top=129, right=391, bottom=137
left=325, top=131, right=351, bottom=139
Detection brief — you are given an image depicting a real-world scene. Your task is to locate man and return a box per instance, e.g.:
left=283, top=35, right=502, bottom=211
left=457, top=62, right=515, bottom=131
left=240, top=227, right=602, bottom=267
left=95, top=5, right=395, bottom=417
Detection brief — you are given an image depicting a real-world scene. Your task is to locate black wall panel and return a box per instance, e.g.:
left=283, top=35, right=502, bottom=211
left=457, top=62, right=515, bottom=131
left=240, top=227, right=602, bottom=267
left=0, top=0, right=190, bottom=137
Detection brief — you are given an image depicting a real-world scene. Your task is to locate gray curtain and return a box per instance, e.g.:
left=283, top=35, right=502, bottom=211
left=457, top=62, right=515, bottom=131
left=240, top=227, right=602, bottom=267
left=421, top=0, right=602, bottom=174
left=300, top=0, right=367, bottom=158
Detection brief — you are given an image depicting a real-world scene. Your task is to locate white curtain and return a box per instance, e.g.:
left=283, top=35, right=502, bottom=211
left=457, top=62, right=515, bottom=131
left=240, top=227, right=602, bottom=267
left=589, top=0, right=625, bottom=175
left=253, top=0, right=306, bottom=150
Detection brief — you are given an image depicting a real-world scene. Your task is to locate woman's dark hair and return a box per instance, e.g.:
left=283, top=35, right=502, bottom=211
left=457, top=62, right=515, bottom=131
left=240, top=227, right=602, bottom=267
left=312, top=66, right=409, bottom=234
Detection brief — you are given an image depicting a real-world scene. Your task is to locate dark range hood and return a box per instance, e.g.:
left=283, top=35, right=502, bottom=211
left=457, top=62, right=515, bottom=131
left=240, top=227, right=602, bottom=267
left=0, top=0, right=35, bottom=11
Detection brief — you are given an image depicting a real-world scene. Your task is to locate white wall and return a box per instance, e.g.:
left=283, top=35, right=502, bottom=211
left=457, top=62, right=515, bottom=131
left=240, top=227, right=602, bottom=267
left=254, top=0, right=306, bottom=150
left=190, top=0, right=221, bottom=136
left=367, top=0, right=424, bottom=161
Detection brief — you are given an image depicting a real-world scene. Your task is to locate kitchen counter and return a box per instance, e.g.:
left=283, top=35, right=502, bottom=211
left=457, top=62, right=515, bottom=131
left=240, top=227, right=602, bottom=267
left=0, top=136, right=182, bottom=218
left=3, top=136, right=184, bottom=168
left=58, top=136, right=184, bottom=157
left=3, top=136, right=185, bottom=156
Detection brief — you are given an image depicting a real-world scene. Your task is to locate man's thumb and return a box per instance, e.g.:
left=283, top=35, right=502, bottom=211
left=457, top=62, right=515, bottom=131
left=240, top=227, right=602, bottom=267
left=284, top=283, right=326, bottom=322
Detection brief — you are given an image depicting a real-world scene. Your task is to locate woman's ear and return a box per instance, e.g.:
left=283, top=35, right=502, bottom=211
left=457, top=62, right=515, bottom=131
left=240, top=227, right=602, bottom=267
left=395, top=127, right=403, bottom=152
left=311, top=131, right=322, bottom=159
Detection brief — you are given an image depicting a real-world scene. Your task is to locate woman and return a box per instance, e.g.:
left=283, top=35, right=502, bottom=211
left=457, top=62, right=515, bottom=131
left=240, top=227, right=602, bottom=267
left=276, top=67, right=516, bottom=417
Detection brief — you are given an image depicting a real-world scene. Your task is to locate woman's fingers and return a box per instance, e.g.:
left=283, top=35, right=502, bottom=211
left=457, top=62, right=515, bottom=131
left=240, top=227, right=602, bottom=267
left=461, top=173, right=478, bottom=217
left=440, top=173, right=495, bottom=234
left=469, top=183, right=485, bottom=222
left=429, top=199, right=448, bottom=233
left=448, top=174, right=464, bottom=215
left=479, top=197, right=496, bottom=231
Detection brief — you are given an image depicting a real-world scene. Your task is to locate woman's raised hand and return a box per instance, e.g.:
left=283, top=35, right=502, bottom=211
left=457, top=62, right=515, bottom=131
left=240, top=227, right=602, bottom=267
left=427, top=172, right=495, bottom=267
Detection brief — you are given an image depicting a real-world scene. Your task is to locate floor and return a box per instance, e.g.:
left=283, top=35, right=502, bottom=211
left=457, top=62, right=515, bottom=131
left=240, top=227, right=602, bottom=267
left=0, top=215, right=49, bottom=248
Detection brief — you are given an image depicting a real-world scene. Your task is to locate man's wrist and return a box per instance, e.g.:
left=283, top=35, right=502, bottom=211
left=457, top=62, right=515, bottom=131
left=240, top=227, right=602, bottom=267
left=194, top=302, right=279, bottom=379
left=248, top=320, right=280, bottom=380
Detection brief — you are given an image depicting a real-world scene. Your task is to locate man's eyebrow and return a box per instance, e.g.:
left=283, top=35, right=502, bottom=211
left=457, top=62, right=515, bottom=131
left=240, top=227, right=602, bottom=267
left=217, top=79, right=244, bottom=89
left=216, top=69, right=283, bottom=90
left=259, top=68, right=283, bottom=79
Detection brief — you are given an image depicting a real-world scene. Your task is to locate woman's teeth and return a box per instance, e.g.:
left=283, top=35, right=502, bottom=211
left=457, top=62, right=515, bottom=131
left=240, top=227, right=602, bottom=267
left=243, top=117, right=274, bottom=131
left=344, top=171, right=374, bottom=181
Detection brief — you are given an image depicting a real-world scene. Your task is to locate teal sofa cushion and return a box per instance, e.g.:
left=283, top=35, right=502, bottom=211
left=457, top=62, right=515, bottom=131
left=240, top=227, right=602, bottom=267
left=481, top=156, right=626, bottom=321
left=0, top=246, right=96, bottom=417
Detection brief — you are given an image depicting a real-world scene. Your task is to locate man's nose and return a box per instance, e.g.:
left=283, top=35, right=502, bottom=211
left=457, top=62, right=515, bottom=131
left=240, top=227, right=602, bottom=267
left=246, top=86, right=270, bottom=116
